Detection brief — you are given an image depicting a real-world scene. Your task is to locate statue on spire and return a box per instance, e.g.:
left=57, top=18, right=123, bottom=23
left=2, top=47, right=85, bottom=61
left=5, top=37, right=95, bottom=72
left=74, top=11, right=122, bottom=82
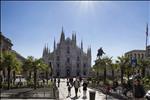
left=54, top=38, right=56, bottom=50
left=60, top=26, right=65, bottom=42
left=81, top=40, right=83, bottom=50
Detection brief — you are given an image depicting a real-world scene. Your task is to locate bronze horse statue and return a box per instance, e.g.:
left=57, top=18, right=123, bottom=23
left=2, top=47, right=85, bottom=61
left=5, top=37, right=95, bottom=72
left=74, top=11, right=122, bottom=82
left=97, top=47, right=105, bottom=59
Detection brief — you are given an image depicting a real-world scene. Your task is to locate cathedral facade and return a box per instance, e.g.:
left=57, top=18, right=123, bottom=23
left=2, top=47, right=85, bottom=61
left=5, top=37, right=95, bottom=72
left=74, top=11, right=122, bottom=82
left=42, top=28, right=91, bottom=78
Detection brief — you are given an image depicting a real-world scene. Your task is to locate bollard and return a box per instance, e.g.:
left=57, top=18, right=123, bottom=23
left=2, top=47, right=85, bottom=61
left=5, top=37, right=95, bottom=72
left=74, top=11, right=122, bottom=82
left=89, top=90, right=96, bottom=100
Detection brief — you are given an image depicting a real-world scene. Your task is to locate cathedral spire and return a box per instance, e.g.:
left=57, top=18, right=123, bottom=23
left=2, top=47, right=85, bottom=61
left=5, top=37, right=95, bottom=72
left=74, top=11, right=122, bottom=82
left=72, top=31, right=76, bottom=45
left=72, top=33, right=74, bottom=41
left=42, top=44, right=46, bottom=57
left=60, top=26, right=65, bottom=42
left=46, top=43, right=48, bottom=54
left=81, top=40, right=83, bottom=50
left=87, top=46, right=91, bottom=57
left=48, top=48, right=50, bottom=55
left=75, top=33, right=76, bottom=44
left=54, top=38, right=56, bottom=50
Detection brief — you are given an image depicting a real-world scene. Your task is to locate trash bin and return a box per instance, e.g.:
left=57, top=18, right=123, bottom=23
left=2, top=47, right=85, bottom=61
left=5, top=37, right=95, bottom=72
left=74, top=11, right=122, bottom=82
left=89, top=90, right=96, bottom=100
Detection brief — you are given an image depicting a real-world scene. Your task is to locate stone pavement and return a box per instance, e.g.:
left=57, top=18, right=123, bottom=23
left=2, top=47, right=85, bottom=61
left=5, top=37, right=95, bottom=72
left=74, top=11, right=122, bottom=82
left=0, top=87, right=55, bottom=99
left=58, top=79, right=119, bottom=100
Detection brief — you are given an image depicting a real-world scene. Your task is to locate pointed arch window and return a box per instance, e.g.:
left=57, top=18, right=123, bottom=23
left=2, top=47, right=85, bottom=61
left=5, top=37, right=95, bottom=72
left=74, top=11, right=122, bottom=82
left=83, top=71, right=86, bottom=75
left=57, top=63, right=59, bottom=68
left=83, top=63, right=86, bottom=68
left=67, top=57, right=70, bottom=63
left=77, top=56, right=80, bottom=61
left=77, top=63, right=80, bottom=68
left=67, top=46, right=70, bottom=54
left=57, top=56, right=59, bottom=61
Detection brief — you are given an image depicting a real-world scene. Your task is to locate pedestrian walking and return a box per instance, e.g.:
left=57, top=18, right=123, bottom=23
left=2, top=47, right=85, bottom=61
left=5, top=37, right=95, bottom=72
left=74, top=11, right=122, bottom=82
left=79, top=76, right=82, bottom=82
left=69, top=78, right=74, bottom=86
left=73, top=78, right=80, bottom=97
left=67, top=83, right=72, bottom=97
left=82, top=79, right=88, bottom=98
left=67, top=80, right=69, bottom=86
left=133, top=79, right=145, bottom=100
left=58, top=78, right=60, bottom=87
left=54, top=78, right=56, bottom=83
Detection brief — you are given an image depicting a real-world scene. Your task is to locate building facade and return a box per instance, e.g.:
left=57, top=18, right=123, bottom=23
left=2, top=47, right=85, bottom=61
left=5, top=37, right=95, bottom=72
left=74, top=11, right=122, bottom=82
left=0, top=32, right=26, bottom=82
left=125, top=50, right=146, bottom=60
left=146, top=45, right=150, bottom=58
left=0, top=32, right=13, bottom=52
left=125, top=49, right=150, bottom=76
left=42, top=28, right=91, bottom=78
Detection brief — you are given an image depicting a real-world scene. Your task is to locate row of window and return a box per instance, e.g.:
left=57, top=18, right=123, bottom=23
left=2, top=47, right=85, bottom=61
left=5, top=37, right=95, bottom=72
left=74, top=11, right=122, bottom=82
left=56, top=56, right=80, bottom=61
left=56, top=70, right=87, bottom=76
left=127, top=53, right=145, bottom=59
left=56, top=46, right=70, bottom=54
left=56, top=63, right=86, bottom=68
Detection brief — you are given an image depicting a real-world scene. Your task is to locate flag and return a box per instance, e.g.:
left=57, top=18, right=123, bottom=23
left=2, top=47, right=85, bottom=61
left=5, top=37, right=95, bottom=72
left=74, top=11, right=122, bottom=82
left=146, top=23, right=149, bottom=47
left=146, top=23, right=148, bottom=37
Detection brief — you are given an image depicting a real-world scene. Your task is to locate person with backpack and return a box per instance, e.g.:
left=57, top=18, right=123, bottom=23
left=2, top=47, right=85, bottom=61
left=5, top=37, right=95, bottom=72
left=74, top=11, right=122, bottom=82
left=133, top=79, right=145, bottom=100
left=74, top=78, right=80, bottom=97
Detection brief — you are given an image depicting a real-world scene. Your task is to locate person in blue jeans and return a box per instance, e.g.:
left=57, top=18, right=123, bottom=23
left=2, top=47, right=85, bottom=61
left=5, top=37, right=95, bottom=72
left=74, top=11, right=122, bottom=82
left=67, top=83, right=72, bottom=97
left=82, top=80, right=88, bottom=98
left=73, top=78, right=80, bottom=97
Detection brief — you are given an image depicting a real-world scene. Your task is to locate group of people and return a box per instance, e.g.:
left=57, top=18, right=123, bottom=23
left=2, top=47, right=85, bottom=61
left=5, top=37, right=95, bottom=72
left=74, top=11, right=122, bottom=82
left=117, top=79, right=145, bottom=100
left=54, top=78, right=60, bottom=87
left=54, top=77, right=146, bottom=100
left=67, top=77, right=88, bottom=98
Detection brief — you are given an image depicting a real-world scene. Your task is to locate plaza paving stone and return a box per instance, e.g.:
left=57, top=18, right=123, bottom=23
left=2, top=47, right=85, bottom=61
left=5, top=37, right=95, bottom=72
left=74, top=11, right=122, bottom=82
left=58, top=79, right=119, bottom=100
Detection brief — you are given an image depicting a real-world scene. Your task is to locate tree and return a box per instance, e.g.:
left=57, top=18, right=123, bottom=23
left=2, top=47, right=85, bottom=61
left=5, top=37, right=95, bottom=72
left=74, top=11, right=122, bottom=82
left=0, top=52, right=4, bottom=88
left=22, top=57, right=48, bottom=89
left=12, top=59, right=22, bottom=85
left=37, top=59, right=49, bottom=84
left=138, top=58, right=150, bottom=78
left=107, top=62, right=119, bottom=80
left=22, top=56, right=34, bottom=81
left=93, top=56, right=112, bottom=84
left=33, top=58, right=48, bottom=89
left=116, top=56, right=129, bottom=84
left=2, top=51, right=21, bottom=89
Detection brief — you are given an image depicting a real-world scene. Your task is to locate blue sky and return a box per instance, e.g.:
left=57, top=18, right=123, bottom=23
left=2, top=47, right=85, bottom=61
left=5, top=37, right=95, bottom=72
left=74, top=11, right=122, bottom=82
left=1, top=1, right=150, bottom=65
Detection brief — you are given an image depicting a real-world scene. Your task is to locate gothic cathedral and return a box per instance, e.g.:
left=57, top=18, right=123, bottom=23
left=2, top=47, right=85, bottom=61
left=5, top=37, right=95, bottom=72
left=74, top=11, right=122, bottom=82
left=42, top=28, right=91, bottom=78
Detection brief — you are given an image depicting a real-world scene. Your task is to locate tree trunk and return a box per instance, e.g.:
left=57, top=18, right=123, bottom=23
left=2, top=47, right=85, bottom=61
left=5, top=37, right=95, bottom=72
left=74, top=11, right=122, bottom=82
left=34, top=67, right=37, bottom=89
left=7, top=66, right=11, bottom=90
left=127, top=71, right=130, bottom=81
left=104, top=67, right=106, bottom=84
left=112, top=69, right=114, bottom=80
left=29, top=71, right=32, bottom=80
left=142, top=68, right=145, bottom=78
left=46, top=71, right=48, bottom=85
left=121, top=67, right=124, bottom=85
left=0, top=73, right=2, bottom=89
left=13, top=71, right=16, bottom=85
left=97, top=72, right=99, bottom=78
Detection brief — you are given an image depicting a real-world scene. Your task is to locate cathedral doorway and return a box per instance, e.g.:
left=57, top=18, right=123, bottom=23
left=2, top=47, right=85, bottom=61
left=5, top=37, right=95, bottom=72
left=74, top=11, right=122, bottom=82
left=76, top=71, right=80, bottom=76
left=66, top=69, right=70, bottom=77
left=57, top=72, right=60, bottom=77
left=76, top=70, right=80, bottom=76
